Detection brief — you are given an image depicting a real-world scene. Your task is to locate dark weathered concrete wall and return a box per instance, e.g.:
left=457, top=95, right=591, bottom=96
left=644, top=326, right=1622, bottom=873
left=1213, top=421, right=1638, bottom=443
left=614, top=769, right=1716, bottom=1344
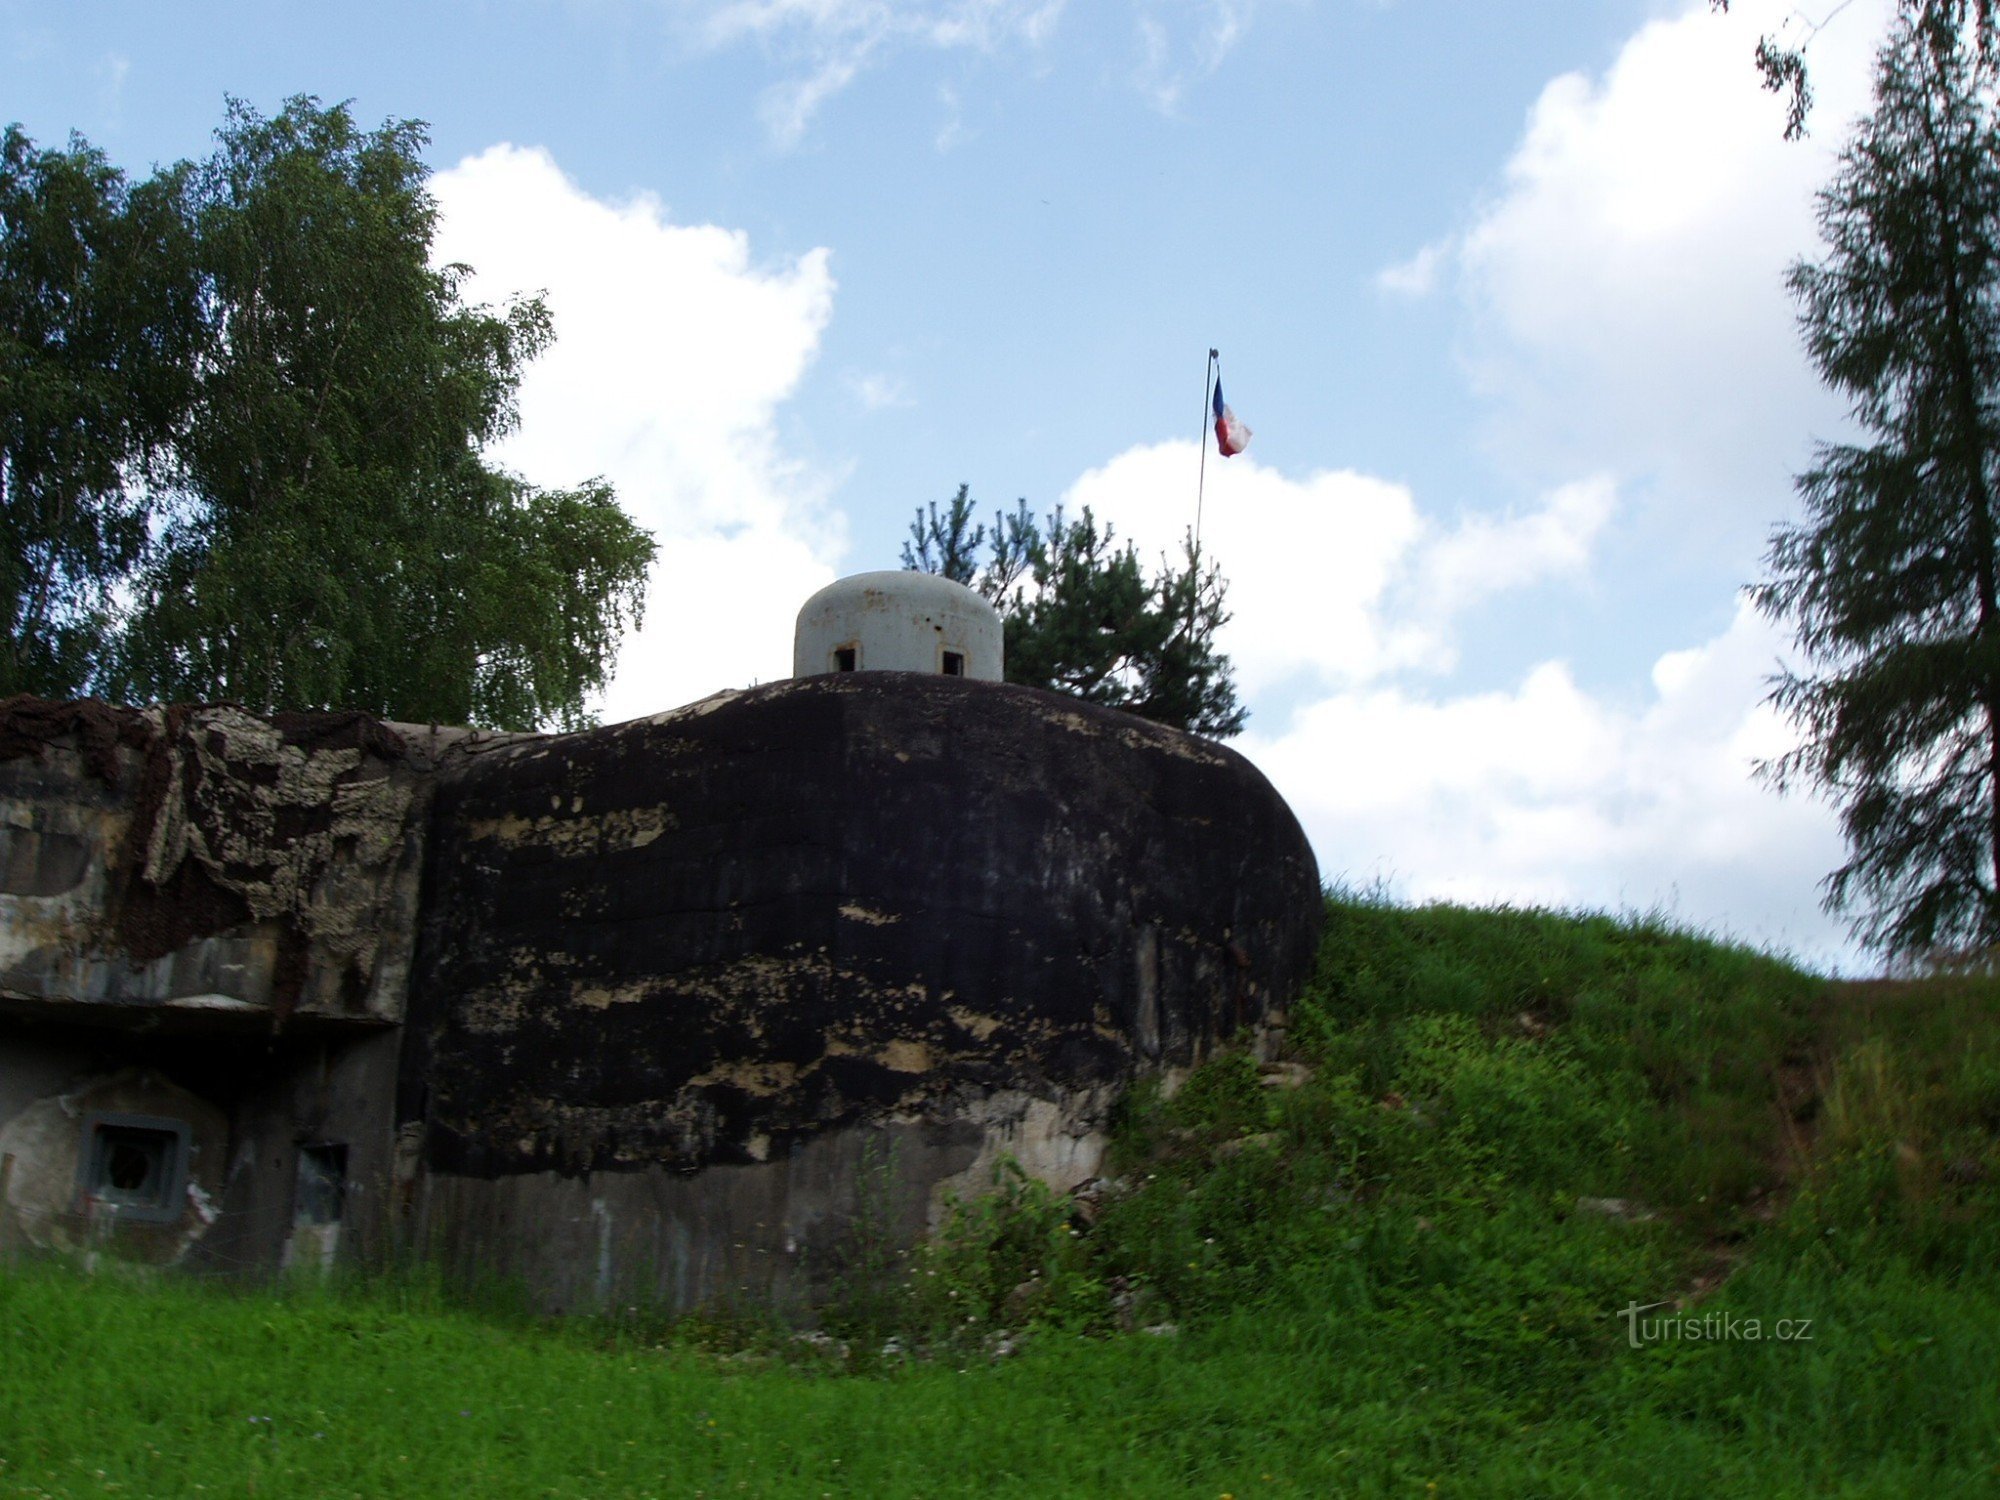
left=0, top=1039, right=229, bottom=1262
left=190, top=1029, right=404, bottom=1277
left=402, top=674, right=1320, bottom=1306
left=0, top=1020, right=400, bottom=1272
left=0, top=698, right=450, bottom=1269
left=0, top=699, right=451, bottom=1027
left=418, top=1117, right=989, bottom=1315
left=0, top=678, right=1322, bottom=1307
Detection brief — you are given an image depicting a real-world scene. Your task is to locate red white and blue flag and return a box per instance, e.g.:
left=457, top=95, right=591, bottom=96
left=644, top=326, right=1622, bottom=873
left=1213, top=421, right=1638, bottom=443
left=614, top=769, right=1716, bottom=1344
left=1212, top=380, right=1251, bottom=456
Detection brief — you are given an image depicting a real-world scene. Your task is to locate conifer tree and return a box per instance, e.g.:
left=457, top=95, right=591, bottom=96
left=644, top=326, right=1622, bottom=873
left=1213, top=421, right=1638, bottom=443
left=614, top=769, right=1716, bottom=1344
left=1758, top=19, right=2000, bottom=956
left=902, top=488, right=1244, bottom=737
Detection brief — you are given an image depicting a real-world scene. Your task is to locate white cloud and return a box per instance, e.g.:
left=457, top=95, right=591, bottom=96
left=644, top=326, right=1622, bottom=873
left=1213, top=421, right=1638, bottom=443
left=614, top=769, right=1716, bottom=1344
left=1060, top=443, right=1427, bottom=691
left=697, top=0, right=1061, bottom=50
left=671, top=0, right=1258, bottom=137
left=1131, top=0, right=1260, bottom=113
left=1451, top=0, right=1894, bottom=530
left=1056, top=442, right=1613, bottom=692
left=1133, top=16, right=1177, bottom=109
left=685, top=0, right=1067, bottom=144
left=1200, top=0, right=1252, bottom=64
left=1053, top=432, right=1847, bottom=962
left=430, top=144, right=845, bottom=721
left=1039, top=435, right=1848, bottom=961
left=759, top=49, right=873, bottom=146
left=847, top=370, right=914, bottom=409
left=1375, top=238, right=1447, bottom=297
left=1222, top=0, right=1904, bottom=968
left=1237, top=601, right=1853, bottom=967
left=1410, top=474, right=1612, bottom=617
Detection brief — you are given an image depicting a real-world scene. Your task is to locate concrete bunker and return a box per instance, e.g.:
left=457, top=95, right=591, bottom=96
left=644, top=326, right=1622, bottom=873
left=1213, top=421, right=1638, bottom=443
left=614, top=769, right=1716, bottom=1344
left=0, top=591, right=1320, bottom=1313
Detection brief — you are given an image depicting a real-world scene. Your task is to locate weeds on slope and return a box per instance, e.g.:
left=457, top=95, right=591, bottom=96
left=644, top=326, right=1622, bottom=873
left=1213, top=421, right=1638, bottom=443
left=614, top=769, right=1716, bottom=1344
left=5, top=893, right=2000, bottom=1497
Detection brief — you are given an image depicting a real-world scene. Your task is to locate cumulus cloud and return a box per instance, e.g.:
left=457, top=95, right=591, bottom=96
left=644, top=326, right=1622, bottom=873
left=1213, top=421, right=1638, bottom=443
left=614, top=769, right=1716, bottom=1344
left=1043, top=418, right=1852, bottom=960
left=430, top=144, right=845, bottom=721
left=1053, top=432, right=1848, bottom=960
left=1294, top=0, right=1902, bottom=966
left=1409, top=475, right=1612, bottom=618
left=1238, top=602, right=1852, bottom=966
left=1446, top=0, right=1894, bottom=529
left=1060, top=443, right=1425, bottom=690
left=1056, top=442, right=1613, bottom=692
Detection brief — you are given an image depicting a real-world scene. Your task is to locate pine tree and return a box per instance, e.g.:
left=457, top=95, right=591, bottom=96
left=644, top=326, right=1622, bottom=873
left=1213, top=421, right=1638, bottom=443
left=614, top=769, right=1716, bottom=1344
left=902, top=488, right=1245, bottom=737
left=1757, top=19, right=2000, bottom=957
left=1714, top=1, right=1999, bottom=140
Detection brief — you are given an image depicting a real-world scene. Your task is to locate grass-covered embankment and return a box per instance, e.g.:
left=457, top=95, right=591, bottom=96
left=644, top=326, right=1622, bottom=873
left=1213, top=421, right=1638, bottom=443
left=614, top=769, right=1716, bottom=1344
left=4, top=895, right=1999, bottom=1497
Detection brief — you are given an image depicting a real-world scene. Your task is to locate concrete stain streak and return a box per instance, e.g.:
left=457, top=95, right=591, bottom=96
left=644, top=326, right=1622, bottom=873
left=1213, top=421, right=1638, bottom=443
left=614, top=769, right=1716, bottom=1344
left=464, top=803, right=674, bottom=856
left=837, top=904, right=900, bottom=926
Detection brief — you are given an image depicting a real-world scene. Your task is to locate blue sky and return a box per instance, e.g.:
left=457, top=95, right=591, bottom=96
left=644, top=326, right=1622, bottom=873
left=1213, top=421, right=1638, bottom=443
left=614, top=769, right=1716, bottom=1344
left=4, top=0, right=1904, bottom=968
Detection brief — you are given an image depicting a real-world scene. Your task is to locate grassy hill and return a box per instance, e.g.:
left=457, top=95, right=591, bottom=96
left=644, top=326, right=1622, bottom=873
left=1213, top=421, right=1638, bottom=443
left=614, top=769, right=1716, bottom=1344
left=4, top=894, right=1998, bottom=1497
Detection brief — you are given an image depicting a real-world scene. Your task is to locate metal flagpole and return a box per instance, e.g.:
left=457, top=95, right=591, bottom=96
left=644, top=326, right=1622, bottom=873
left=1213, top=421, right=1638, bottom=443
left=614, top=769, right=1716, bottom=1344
left=1195, top=347, right=1217, bottom=560
left=1187, top=347, right=1219, bottom=649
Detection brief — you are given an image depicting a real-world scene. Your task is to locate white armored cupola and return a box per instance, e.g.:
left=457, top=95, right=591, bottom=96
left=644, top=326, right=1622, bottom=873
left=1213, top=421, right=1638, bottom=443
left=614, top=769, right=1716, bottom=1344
left=792, top=571, right=1004, bottom=681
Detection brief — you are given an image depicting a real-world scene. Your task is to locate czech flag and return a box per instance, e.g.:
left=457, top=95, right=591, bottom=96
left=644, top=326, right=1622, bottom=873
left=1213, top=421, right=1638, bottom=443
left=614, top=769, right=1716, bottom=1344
left=1213, top=380, right=1251, bottom=456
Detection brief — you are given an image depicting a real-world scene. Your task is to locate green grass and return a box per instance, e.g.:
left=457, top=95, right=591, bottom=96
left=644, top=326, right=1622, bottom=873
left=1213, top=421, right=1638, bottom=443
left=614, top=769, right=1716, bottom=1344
left=6, top=893, right=2000, bottom=1498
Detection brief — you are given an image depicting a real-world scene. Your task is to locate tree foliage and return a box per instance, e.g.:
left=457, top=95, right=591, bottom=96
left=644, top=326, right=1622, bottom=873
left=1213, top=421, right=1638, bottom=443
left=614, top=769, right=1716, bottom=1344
left=1756, top=19, right=2000, bottom=957
left=0, top=127, right=196, bottom=698
left=0, top=97, right=653, bottom=730
left=902, top=484, right=1245, bottom=737
left=1715, top=0, right=2000, bottom=139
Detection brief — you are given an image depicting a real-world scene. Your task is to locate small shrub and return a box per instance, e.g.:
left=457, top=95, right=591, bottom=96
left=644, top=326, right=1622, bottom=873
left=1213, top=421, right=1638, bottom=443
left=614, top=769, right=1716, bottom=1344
left=903, top=1156, right=1106, bottom=1350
